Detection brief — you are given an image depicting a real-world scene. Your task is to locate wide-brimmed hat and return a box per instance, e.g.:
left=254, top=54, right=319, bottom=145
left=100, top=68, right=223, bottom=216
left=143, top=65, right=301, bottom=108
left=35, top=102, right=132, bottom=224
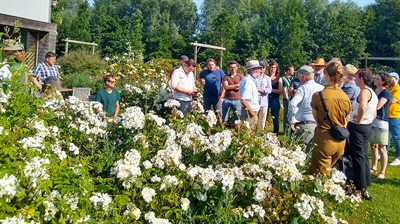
left=246, top=60, right=263, bottom=70
left=390, top=72, right=399, bottom=79
left=3, top=40, right=23, bottom=51
left=344, top=64, right=358, bottom=76
left=310, top=58, right=327, bottom=66
left=296, top=65, right=314, bottom=76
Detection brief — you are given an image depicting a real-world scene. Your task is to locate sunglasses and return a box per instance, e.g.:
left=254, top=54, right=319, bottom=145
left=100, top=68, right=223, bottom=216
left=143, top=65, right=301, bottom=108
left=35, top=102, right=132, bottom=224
left=108, top=80, right=116, bottom=84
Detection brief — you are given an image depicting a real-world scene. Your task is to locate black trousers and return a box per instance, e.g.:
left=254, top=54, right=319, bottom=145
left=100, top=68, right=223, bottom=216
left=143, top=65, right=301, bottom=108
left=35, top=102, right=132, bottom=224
left=348, top=122, right=372, bottom=190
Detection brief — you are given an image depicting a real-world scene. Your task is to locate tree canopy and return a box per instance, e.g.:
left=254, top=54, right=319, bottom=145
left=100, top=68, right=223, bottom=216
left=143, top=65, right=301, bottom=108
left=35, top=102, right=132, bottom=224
left=51, top=0, right=400, bottom=71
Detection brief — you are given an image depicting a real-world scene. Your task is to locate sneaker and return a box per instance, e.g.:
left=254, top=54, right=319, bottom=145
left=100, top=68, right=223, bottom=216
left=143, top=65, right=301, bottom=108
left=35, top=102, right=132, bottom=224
left=390, top=158, right=400, bottom=166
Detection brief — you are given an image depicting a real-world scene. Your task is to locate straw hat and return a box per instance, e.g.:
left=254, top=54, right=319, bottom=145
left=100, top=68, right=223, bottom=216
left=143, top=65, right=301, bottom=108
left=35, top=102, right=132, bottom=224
left=3, top=40, right=23, bottom=51
left=344, top=64, right=358, bottom=76
left=310, top=58, right=327, bottom=66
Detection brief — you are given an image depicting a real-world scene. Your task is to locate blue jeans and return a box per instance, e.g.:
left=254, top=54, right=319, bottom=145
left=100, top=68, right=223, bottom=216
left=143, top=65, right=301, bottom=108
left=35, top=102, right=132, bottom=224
left=268, top=97, right=280, bottom=134
left=221, top=98, right=242, bottom=122
left=389, top=118, right=400, bottom=159
left=203, top=96, right=222, bottom=115
left=103, top=116, right=122, bottom=128
left=176, top=99, right=192, bottom=116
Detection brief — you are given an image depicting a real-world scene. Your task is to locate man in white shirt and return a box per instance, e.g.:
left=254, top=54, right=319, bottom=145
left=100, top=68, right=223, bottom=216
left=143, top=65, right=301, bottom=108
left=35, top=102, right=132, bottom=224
left=171, top=59, right=198, bottom=115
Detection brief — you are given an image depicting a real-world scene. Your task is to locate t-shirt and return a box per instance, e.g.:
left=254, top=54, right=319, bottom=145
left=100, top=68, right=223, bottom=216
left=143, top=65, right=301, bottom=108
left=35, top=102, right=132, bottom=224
left=289, top=78, right=301, bottom=99
left=199, top=69, right=225, bottom=98
left=95, top=88, right=121, bottom=117
left=222, top=74, right=243, bottom=100
left=376, top=89, right=390, bottom=121
left=282, top=76, right=292, bottom=88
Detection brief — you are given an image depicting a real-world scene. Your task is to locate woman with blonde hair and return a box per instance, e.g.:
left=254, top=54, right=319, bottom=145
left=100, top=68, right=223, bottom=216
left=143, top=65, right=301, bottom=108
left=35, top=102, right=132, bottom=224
left=309, top=62, right=352, bottom=176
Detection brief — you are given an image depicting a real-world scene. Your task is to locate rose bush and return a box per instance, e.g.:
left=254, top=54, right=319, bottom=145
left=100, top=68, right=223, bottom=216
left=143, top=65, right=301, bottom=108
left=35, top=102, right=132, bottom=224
left=0, top=53, right=359, bottom=224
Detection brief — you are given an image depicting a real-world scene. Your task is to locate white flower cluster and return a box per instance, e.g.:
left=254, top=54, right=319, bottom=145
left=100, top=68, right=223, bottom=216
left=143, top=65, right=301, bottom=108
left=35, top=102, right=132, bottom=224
left=151, top=127, right=182, bottom=169
left=0, top=89, right=11, bottom=105
left=144, top=212, right=171, bottom=224
left=164, top=99, right=180, bottom=108
left=64, top=193, right=79, bottom=211
left=121, top=106, right=145, bottom=130
left=187, top=166, right=216, bottom=190
left=253, top=179, right=272, bottom=202
left=147, top=113, right=166, bottom=127
left=65, top=96, right=106, bottom=136
left=0, top=174, right=19, bottom=202
left=123, top=202, right=141, bottom=220
left=43, top=200, right=58, bottom=221
left=68, top=142, right=80, bottom=155
left=204, top=110, right=218, bottom=127
left=191, top=99, right=204, bottom=114
left=259, top=141, right=306, bottom=182
left=124, top=83, right=143, bottom=94
left=180, top=123, right=209, bottom=152
left=76, top=215, right=91, bottom=223
left=51, top=141, right=67, bottom=160
left=89, top=192, right=113, bottom=211
left=242, top=204, right=266, bottom=218
left=180, top=197, right=190, bottom=211
left=160, top=175, right=179, bottom=190
left=207, top=130, right=232, bottom=154
left=294, top=193, right=325, bottom=220
left=24, top=157, right=50, bottom=188
left=0, top=214, right=36, bottom=224
left=18, top=120, right=57, bottom=151
left=141, top=187, right=156, bottom=203
left=111, top=149, right=142, bottom=189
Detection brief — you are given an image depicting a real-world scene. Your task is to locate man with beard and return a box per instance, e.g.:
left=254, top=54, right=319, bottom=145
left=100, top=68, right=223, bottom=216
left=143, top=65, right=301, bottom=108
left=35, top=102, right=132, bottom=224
left=311, top=58, right=327, bottom=86
left=31, top=52, right=60, bottom=92
left=0, top=40, right=28, bottom=85
left=240, top=60, right=262, bottom=129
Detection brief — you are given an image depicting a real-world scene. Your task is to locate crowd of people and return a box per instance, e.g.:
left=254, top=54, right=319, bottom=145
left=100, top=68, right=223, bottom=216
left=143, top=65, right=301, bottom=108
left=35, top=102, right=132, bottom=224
left=3, top=39, right=400, bottom=201
left=169, top=55, right=400, bottom=201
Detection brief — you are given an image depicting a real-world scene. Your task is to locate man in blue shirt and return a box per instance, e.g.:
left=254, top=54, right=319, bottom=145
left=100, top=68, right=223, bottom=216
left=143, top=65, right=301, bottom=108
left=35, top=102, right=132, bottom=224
left=240, top=60, right=262, bottom=129
left=197, top=58, right=225, bottom=115
left=288, top=65, right=324, bottom=152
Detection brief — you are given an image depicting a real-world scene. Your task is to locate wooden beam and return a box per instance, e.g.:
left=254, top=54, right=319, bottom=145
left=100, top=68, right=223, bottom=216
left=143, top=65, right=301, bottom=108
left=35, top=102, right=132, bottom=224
left=190, top=42, right=226, bottom=51
left=358, top=57, right=400, bottom=61
left=62, top=38, right=98, bottom=46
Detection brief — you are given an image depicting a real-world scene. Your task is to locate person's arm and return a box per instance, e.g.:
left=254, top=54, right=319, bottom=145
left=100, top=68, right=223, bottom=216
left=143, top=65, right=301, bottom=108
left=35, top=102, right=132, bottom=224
left=113, top=101, right=120, bottom=120
left=30, top=76, right=42, bottom=91
left=356, top=89, right=370, bottom=124
left=288, top=87, right=303, bottom=130
left=223, top=80, right=239, bottom=90
left=219, top=86, right=225, bottom=101
left=240, top=99, right=256, bottom=117
left=167, top=78, right=174, bottom=96
left=196, top=73, right=204, bottom=88
left=283, top=86, right=289, bottom=101
left=271, top=77, right=283, bottom=94
left=376, top=97, right=388, bottom=110
left=312, top=109, right=318, bottom=122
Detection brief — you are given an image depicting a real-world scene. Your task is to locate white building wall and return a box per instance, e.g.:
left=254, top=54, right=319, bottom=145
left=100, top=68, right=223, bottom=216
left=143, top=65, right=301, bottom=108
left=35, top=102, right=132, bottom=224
left=0, top=0, right=52, bottom=23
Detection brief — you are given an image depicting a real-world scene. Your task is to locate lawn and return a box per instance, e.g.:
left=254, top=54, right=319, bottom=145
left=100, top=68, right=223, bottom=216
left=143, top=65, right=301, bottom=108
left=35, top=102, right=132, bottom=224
left=268, top=121, right=400, bottom=224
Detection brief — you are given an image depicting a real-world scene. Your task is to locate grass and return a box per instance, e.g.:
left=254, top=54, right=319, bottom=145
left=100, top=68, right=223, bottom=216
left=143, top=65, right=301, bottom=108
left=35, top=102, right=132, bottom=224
left=264, top=119, right=400, bottom=224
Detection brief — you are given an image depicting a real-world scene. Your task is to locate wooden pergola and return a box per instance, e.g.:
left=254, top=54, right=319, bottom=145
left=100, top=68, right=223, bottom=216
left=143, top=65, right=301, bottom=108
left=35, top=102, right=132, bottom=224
left=62, top=38, right=98, bottom=55
left=359, top=56, right=400, bottom=68
left=191, top=41, right=226, bottom=76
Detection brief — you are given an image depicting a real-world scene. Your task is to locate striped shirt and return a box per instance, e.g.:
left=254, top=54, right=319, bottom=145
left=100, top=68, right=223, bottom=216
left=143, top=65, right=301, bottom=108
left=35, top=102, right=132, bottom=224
left=32, top=61, right=60, bottom=82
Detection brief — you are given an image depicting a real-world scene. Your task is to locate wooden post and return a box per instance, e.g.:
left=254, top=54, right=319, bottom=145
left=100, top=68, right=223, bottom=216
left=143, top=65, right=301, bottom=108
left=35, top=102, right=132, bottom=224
left=194, top=41, right=197, bottom=77
left=65, top=38, right=69, bottom=55
left=219, top=49, right=223, bottom=69
left=190, top=42, right=226, bottom=76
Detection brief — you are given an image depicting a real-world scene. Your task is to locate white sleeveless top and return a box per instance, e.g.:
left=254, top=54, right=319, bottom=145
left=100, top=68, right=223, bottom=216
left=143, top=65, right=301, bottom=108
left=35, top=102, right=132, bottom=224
left=350, top=87, right=378, bottom=124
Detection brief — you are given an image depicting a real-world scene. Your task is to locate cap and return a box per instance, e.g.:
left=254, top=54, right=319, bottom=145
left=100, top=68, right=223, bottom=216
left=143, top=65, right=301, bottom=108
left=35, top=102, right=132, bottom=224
left=296, top=65, right=314, bottom=76
left=389, top=72, right=399, bottom=79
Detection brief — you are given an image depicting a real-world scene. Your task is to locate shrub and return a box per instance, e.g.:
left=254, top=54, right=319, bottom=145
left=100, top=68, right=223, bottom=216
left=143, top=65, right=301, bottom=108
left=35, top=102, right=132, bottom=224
left=57, top=49, right=106, bottom=77
left=62, top=72, right=103, bottom=94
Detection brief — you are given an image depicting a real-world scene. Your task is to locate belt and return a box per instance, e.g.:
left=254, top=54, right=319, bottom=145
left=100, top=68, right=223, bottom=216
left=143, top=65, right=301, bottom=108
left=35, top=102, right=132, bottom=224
left=297, top=121, right=316, bottom=125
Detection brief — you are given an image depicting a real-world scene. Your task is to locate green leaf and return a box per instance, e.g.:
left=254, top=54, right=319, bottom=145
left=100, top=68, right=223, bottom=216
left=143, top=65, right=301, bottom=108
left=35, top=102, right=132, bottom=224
left=165, top=209, right=174, bottom=219
left=114, top=195, right=130, bottom=207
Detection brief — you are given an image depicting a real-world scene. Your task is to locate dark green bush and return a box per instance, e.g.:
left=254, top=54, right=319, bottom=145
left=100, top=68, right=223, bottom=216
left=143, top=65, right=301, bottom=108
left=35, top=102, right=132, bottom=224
left=57, top=49, right=106, bottom=77
left=62, top=72, right=104, bottom=94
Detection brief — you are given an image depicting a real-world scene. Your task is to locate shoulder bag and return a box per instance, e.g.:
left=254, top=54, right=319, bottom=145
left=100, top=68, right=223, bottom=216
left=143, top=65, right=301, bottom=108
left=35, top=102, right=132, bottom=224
left=318, top=91, right=350, bottom=141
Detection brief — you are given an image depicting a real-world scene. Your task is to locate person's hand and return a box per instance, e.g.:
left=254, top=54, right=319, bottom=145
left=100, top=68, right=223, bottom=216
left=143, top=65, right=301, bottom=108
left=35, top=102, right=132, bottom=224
left=290, top=124, right=296, bottom=131
left=191, top=91, right=198, bottom=96
left=353, top=115, right=358, bottom=124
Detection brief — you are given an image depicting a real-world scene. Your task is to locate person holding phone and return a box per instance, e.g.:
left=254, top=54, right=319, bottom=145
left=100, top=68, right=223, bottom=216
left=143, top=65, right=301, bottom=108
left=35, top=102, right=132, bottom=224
left=171, top=59, right=198, bottom=115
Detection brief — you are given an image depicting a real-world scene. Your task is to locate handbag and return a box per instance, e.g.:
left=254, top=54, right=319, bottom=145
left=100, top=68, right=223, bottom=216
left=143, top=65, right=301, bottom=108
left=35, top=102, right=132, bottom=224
left=318, top=91, right=350, bottom=141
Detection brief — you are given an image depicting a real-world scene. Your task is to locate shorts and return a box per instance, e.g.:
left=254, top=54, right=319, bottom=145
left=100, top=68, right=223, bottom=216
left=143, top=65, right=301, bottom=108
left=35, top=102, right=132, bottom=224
left=369, top=126, right=388, bottom=145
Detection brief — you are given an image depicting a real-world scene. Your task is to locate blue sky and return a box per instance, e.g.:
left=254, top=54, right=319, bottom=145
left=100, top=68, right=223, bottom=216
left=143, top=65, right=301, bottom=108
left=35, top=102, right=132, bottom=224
left=88, top=0, right=376, bottom=8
